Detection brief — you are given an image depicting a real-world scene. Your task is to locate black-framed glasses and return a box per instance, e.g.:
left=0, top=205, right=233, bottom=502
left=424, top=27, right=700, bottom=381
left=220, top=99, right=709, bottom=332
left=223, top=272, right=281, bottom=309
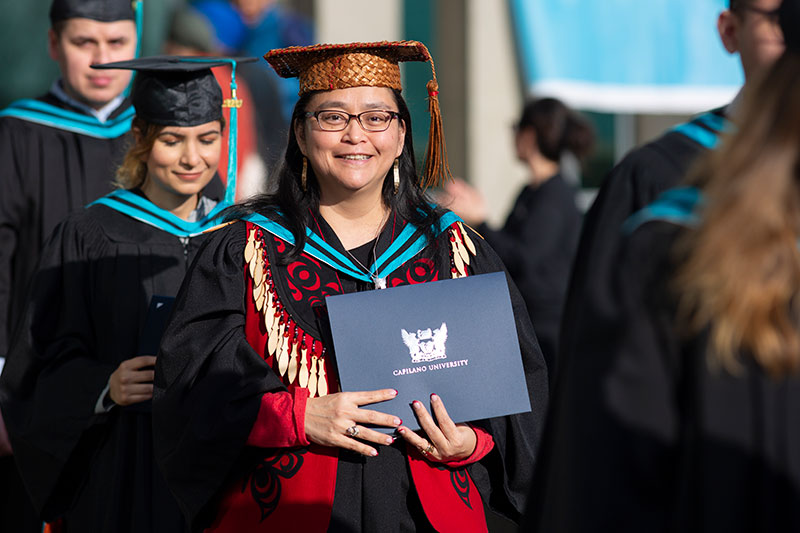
left=305, top=109, right=400, bottom=132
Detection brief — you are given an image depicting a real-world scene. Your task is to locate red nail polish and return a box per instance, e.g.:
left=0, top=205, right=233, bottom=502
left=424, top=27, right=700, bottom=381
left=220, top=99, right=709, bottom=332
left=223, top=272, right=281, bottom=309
left=430, top=393, right=438, bottom=401
left=392, top=389, right=398, bottom=396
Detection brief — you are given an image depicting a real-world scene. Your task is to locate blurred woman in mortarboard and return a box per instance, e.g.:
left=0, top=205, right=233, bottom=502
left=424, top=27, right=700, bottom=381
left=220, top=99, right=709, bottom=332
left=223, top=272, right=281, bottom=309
left=151, top=42, right=548, bottom=532
left=530, top=1, right=800, bottom=531
left=0, top=56, right=244, bottom=532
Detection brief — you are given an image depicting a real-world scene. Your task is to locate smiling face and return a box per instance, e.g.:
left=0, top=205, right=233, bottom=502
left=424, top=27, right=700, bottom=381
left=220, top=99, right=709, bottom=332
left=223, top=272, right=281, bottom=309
left=294, top=86, right=406, bottom=203
left=48, top=18, right=137, bottom=109
left=141, top=121, right=222, bottom=209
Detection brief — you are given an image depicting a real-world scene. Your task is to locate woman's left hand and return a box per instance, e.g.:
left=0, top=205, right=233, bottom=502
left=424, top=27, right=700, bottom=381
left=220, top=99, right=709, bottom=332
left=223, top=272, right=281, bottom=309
left=397, top=393, right=477, bottom=463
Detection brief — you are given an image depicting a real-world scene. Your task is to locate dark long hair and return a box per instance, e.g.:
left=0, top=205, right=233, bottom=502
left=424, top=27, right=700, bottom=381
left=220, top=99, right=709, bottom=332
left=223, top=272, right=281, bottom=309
left=517, top=97, right=594, bottom=163
left=227, top=88, right=443, bottom=261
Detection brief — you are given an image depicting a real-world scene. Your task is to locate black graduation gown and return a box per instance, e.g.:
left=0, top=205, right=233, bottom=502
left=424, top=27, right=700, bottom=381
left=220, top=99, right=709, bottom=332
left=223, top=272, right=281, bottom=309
left=0, top=91, right=133, bottom=533
left=477, top=174, right=581, bottom=375
left=532, top=219, right=800, bottom=532
left=558, top=125, right=717, bottom=378
left=528, top=110, right=729, bottom=530
left=0, top=92, right=133, bottom=356
left=152, top=212, right=549, bottom=532
left=0, top=202, right=213, bottom=532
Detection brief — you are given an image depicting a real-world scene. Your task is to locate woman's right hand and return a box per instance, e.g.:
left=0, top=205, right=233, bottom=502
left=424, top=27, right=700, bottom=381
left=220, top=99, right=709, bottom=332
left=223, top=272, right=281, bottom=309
left=304, top=388, right=401, bottom=457
left=109, top=355, right=156, bottom=406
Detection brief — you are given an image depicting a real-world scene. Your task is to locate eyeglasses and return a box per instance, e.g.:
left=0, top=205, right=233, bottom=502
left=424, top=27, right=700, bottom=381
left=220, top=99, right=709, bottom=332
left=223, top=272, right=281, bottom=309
left=305, top=109, right=400, bottom=132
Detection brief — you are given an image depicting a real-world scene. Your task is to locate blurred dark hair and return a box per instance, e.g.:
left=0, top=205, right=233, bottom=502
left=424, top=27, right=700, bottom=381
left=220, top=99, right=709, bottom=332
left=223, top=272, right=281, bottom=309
left=516, top=97, right=594, bottom=162
left=226, top=88, right=443, bottom=262
left=729, top=0, right=746, bottom=11
left=780, top=0, right=800, bottom=53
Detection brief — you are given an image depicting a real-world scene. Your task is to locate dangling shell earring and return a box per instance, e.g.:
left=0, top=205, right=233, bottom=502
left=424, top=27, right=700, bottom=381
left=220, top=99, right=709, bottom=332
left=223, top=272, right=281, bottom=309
left=301, top=157, right=308, bottom=192
left=393, top=159, right=400, bottom=194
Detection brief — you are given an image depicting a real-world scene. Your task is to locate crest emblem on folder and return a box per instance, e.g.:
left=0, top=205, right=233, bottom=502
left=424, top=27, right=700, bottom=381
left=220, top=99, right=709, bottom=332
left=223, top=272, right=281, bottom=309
left=401, top=323, right=448, bottom=363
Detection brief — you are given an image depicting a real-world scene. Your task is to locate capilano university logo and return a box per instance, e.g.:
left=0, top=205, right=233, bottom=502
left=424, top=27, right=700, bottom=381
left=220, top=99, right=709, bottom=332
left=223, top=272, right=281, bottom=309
left=401, top=323, right=448, bottom=363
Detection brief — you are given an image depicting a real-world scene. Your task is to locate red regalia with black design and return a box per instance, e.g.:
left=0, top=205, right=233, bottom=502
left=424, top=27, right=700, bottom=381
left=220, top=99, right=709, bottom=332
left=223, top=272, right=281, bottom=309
left=152, top=209, right=548, bottom=532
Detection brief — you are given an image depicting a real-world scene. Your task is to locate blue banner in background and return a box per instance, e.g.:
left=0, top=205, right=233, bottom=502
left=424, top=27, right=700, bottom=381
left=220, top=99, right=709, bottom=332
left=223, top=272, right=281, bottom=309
left=510, top=0, right=743, bottom=113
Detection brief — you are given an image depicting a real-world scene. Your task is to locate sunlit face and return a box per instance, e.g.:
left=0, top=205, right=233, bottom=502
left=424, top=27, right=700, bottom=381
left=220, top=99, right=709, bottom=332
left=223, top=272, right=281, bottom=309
left=48, top=18, right=137, bottom=109
left=295, top=86, right=406, bottom=202
left=719, top=0, right=785, bottom=82
left=141, top=121, right=222, bottom=205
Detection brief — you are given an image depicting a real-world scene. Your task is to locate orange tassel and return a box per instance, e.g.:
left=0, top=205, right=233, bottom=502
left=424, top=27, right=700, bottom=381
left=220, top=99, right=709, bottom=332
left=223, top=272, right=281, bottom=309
left=421, top=70, right=453, bottom=189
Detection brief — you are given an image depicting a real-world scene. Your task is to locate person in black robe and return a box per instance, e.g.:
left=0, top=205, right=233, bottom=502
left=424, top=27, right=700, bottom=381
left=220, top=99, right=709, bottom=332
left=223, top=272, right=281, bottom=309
left=0, top=56, right=240, bottom=532
left=442, top=97, right=593, bottom=376
left=557, top=0, right=784, bottom=378
left=0, top=0, right=140, bottom=360
left=530, top=2, right=800, bottom=530
left=0, top=2, right=140, bottom=530
left=531, top=1, right=786, bottom=525
left=152, top=41, right=548, bottom=532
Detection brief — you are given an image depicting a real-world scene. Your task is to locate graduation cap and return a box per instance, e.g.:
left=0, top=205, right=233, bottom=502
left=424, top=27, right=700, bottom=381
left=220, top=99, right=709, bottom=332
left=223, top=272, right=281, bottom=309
left=93, top=55, right=256, bottom=204
left=50, top=0, right=137, bottom=24
left=265, top=40, right=452, bottom=189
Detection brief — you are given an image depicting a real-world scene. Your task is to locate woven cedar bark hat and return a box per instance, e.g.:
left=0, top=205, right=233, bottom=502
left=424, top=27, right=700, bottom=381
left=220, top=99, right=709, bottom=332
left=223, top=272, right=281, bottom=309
left=265, top=40, right=452, bottom=189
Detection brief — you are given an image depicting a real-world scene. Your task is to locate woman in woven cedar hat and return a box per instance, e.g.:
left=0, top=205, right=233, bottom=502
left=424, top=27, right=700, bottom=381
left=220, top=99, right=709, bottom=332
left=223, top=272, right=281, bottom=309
left=152, top=41, right=548, bottom=532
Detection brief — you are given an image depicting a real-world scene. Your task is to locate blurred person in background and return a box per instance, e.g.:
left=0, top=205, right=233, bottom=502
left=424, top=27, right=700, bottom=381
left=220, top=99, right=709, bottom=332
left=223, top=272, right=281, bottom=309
left=441, top=97, right=593, bottom=378
left=558, top=0, right=785, bottom=377
left=0, top=1, right=139, bottom=530
left=531, top=0, right=800, bottom=529
left=531, top=0, right=787, bottom=528
left=533, top=1, right=787, bottom=517
left=231, top=0, right=313, bottom=122
left=559, top=0, right=785, bottom=380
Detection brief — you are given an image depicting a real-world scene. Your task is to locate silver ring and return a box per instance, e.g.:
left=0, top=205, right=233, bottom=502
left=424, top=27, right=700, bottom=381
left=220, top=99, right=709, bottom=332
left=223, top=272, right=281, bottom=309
left=346, top=425, right=359, bottom=438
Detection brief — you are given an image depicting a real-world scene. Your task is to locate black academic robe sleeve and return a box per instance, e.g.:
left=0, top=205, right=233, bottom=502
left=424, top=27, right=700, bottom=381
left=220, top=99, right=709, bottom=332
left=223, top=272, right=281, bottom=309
left=0, top=213, right=118, bottom=517
left=463, top=227, right=550, bottom=521
left=531, top=221, right=685, bottom=532
left=152, top=221, right=284, bottom=529
left=478, top=178, right=579, bottom=286
left=477, top=176, right=581, bottom=372
left=558, top=132, right=706, bottom=378
left=0, top=116, right=29, bottom=357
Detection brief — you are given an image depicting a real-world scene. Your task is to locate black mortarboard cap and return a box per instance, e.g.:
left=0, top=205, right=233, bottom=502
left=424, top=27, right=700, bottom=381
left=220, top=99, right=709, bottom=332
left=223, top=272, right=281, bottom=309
left=92, top=56, right=242, bottom=127
left=50, top=0, right=136, bottom=24
left=780, top=0, right=800, bottom=53
left=94, top=55, right=256, bottom=204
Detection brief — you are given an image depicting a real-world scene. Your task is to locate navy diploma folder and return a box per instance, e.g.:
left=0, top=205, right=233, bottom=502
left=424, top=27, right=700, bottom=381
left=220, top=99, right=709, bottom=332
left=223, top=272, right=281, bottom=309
left=326, top=272, right=531, bottom=431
